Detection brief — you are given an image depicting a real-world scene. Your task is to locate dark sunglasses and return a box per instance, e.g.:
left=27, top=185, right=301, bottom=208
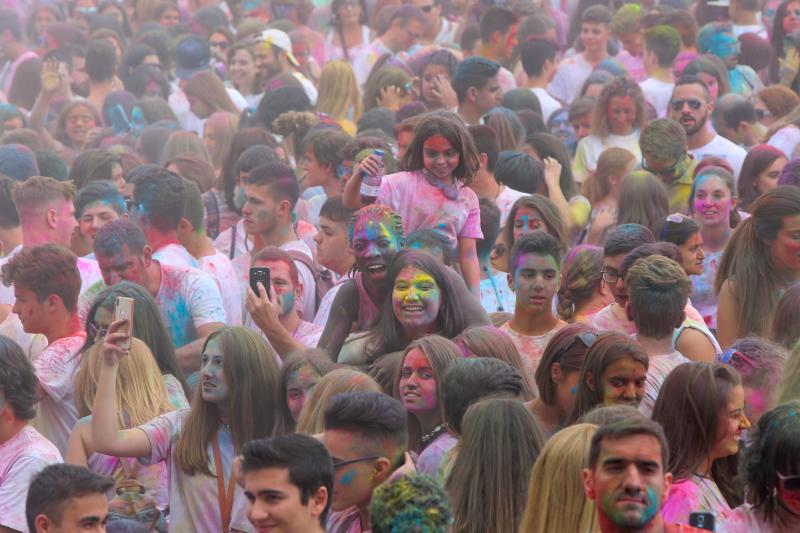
left=660, top=212, right=690, bottom=241
left=778, top=472, right=800, bottom=493
left=641, top=155, right=682, bottom=179
left=331, top=454, right=380, bottom=469
left=670, top=98, right=703, bottom=112
left=552, top=331, right=599, bottom=362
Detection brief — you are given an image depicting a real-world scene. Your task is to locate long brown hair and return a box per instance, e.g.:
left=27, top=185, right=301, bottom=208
left=651, top=362, right=744, bottom=507
left=184, top=71, right=239, bottom=115
left=715, top=186, right=800, bottom=338
left=446, top=398, right=544, bottom=533
left=581, top=146, right=635, bottom=204
left=175, top=327, right=281, bottom=476
left=295, top=368, right=381, bottom=435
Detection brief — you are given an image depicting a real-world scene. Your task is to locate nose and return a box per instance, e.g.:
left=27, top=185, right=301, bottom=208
left=623, top=463, right=643, bottom=488
left=364, top=242, right=380, bottom=258
left=623, top=382, right=637, bottom=400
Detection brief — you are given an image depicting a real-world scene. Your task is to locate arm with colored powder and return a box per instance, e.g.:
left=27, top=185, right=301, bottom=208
left=458, top=237, right=481, bottom=297
left=91, top=319, right=153, bottom=458
left=341, top=154, right=383, bottom=210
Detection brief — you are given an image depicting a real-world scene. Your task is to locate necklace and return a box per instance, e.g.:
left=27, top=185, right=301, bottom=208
left=421, top=424, right=445, bottom=444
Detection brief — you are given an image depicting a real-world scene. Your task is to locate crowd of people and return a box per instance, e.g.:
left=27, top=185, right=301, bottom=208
left=1, top=0, right=800, bottom=532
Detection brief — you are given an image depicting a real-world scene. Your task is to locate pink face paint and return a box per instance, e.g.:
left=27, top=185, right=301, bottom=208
left=398, top=347, right=437, bottom=414
left=422, top=135, right=459, bottom=181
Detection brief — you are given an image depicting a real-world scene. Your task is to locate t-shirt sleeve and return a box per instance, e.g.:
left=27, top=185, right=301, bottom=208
left=33, top=346, right=78, bottom=402
left=458, top=190, right=483, bottom=240
left=662, top=481, right=702, bottom=525
left=138, top=410, right=183, bottom=465
left=376, top=174, right=398, bottom=210
left=186, top=271, right=227, bottom=328
left=0, top=454, right=52, bottom=531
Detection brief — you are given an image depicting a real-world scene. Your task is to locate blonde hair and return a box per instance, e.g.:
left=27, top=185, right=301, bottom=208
left=184, top=71, right=239, bottom=116
left=519, top=423, right=600, bottom=533
left=316, top=60, right=363, bottom=125
left=204, top=112, right=239, bottom=171
left=295, top=368, right=381, bottom=435
left=74, top=338, right=173, bottom=428
left=12, top=176, right=76, bottom=211
left=159, top=131, right=212, bottom=167
left=581, top=147, right=636, bottom=204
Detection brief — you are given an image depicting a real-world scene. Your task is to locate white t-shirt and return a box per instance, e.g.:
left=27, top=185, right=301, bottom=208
left=732, top=23, right=767, bottom=40
left=573, top=131, right=642, bottom=183
left=0, top=426, right=62, bottom=533
left=494, top=185, right=528, bottom=226
left=153, top=243, right=199, bottom=269
left=312, top=278, right=346, bottom=329
left=639, top=78, right=674, bottom=118
left=32, top=332, right=88, bottom=455
left=639, top=350, right=690, bottom=417
left=689, top=134, right=747, bottom=182
left=767, top=124, right=800, bottom=159
left=198, top=250, right=243, bottom=327
left=529, top=87, right=561, bottom=123
left=548, top=53, right=593, bottom=105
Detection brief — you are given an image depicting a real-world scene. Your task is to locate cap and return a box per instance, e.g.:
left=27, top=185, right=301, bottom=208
left=259, top=29, right=300, bottom=68
left=175, top=35, right=211, bottom=80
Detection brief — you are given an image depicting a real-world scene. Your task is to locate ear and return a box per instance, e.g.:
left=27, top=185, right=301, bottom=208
left=551, top=361, right=564, bottom=384
left=582, top=467, right=596, bottom=500
left=491, top=30, right=503, bottom=45
left=309, top=485, right=329, bottom=518
left=478, top=152, right=489, bottom=168
left=35, top=513, right=52, bottom=532
left=466, top=86, right=478, bottom=104
left=177, top=218, right=192, bottom=234
left=141, top=245, right=153, bottom=267
left=585, top=371, right=596, bottom=392
left=294, top=277, right=304, bottom=300
left=372, top=457, right=393, bottom=485
left=46, top=207, right=58, bottom=229
left=121, top=212, right=129, bottom=221
left=661, top=471, right=673, bottom=505
left=507, top=271, right=515, bottom=292
left=279, top=199, right=292, bottom=218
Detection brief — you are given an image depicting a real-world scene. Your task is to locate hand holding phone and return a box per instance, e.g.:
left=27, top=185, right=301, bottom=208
left=113, top=296, right=134, bottom=350
left=250, top=267, right=271, bottom=300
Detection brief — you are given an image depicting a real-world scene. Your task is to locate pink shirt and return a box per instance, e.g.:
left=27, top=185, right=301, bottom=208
left=33, top=332, right=87, bottom=455
left=0, top=426, right=62, bottom=532
left=376, top=171, right=483, bottom=247
left=663, top=476, right=730, bottom=525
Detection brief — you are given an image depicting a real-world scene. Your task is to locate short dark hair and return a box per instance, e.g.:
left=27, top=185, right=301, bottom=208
left=74, top=180, right=127, bottom=218
left=319, top=196, right=355, bottom=225
left=509, top=231, right=562, bottom=275
left=477, top=197, right=501, bottom=259
left=644, top=25, right=681, bottom=68
left=257, top=87, right=312, bottom=133
left=581, top=5, right=612, bottom=25
left=2, top=244, right=80, bottom=312
left=85, top=38, right=117, bottom=82
left=241, top=434, right=334, bottom=526
left=714, top=94, right=757, bottom=131
left=603, top=223, right=655, bottom=258
left=94, top=219, right=149, bottom=257
left=0, top=336, right=38, bottom=420
left=389, top=5, right=427, bottom=27
left=132, top=166, right=186, bottom=233
left=495, top=151, right=544, bottom=194
left=324, top=392, right=408, bottom=447
left=452, top=56, right=500, bottom=104
left=468, top=125, right=500, bottom=172
left=0, top=174, right=20, bottom=229
left=442, top=358, right=524, bottom=435
left=235, top=145, right=279, bottom=176
left=520, top=39, right=558, bottom=77
left=674, top=74, right=710, bottom=102
left=588, top=418, right=669, bottom=470
left=243, top=162, right=300, bottom=209
left=460, top=24, right=480, bottom=53
left=26, top=464, right=114, bottom=533
left=479, top=6, right=518, bottom=42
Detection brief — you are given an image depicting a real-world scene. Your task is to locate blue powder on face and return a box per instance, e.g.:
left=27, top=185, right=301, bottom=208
left=340, top=469, right=357, bottom=486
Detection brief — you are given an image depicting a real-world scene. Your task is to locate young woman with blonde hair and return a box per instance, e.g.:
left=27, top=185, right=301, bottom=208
left=519, top=423, right=600, bottom=533
left=294, top=368, right=381, bottom=435
left=91, top=326, right=281, bottom=531
left=67, top=338, right=175, bottom=509
left=316, top=60, right=362, bottom=135
left=184, top=71, right=239, bottom=119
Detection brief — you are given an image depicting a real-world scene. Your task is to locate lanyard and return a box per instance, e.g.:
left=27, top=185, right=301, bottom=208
left=212, top=432, right=236, bottom=533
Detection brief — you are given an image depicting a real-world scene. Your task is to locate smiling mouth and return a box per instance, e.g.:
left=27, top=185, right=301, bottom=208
left=366, top=264, right=386, bottom=274
left=402, top=304, right=425, bottom=312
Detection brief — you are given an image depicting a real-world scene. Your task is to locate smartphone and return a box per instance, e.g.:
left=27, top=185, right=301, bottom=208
left=250, top=267, right=270, bottom=300
left=689, top=512, right=715, bottom=531
left=113, top=296, right=134, bottom=350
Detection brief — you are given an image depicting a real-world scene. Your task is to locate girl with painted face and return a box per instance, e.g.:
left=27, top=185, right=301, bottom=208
left=369, top=250, right=468, bottom=360
left=527, top=323, right=598, bottom=438
left=572, top=77, right=647, bottom=184
left=716, top=186, right=800, bottom=348
left=547, top=108, right=578, bottom=156
left=276, top=350, right=339, bottom=433
left=318, top=205, right=489, bottom=363
left=343, top=110, right=483, bottom=296
left=683, top=167, right=742, bottom=329
left=567, top=332, right=649, bottom=424
left=392, top=335, right=461, bottom=476
left=91, top=326, right=281, bottom=532
left=654, top=363, right=751, bottom=525
left=718, top=401, right=800, bottom=532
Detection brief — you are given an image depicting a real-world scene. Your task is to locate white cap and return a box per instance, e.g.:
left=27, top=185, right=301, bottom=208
left=259, top=29, right=300, bottom=67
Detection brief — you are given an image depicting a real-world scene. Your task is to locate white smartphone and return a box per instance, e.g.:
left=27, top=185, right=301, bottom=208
left=113, top=296, right=134, bottom=350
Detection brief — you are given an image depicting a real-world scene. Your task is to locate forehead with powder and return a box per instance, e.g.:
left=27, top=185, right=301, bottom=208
left=348, top=206, right=404, bottom=243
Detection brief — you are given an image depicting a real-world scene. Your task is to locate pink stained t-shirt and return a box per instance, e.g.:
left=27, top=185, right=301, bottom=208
left=198, top=250, right=243, bottom=326
left=500, top=320, right=567, bottom=382
left=376, top=171, right=483, bottom=247
left=0, top=425, right=62, bottom=532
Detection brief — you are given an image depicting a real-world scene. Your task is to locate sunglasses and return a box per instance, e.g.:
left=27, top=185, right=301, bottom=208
left=670, top=98, right=703, bottom=112
left=720, top=348, right=757, bottom=369
left=660, top=212, right=690, bottom=241
left=755, top=108, right=772, bottom=121
left=642, top=155, right=682, bottom=180
left=778, top=472, right=800, bottom=493
left=331, top=454, right=380, bottom=469
left=552, top=331, right=599, bottom=362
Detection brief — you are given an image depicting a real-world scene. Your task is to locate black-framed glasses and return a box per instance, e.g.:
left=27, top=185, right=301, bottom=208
left=601, top=267, right=620, bottom=284
left=670, top=98, right=703, bottom=112
left=660, top=212, right=689, bottom=241
left=331, top=454, right=381, bottom=469
left=552, top=331, right=599, bottom=361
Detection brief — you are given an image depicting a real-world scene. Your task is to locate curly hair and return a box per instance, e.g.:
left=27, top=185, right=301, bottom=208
left=591, top=76, right=647, bottom=138
left=347, top=204, right=405, bottom=245
left=371, top=474, right=453, bottom=532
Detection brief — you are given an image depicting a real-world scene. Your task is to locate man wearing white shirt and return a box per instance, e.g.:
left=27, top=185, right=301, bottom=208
left=519, top=38, right=561, bottom=123
left=669, top=75, right=747, bottom=180
left=639, top=26, right=680, bottom=118
left=255, top=29, right=318, bottom=104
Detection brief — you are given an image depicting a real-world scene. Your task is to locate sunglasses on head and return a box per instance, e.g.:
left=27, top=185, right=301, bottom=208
left=552, top=331, right=599, bottom=362
left=670, top=98, right=703, bottom=112
left=720, top=348, right=757, bottom=369
left=331, top=454, right=381, bottom=469
left=660, top=212, right=690, bottom=241
left=641, top=155, right=682, bottom=180
left=778, top=472, right=800, bottom=493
